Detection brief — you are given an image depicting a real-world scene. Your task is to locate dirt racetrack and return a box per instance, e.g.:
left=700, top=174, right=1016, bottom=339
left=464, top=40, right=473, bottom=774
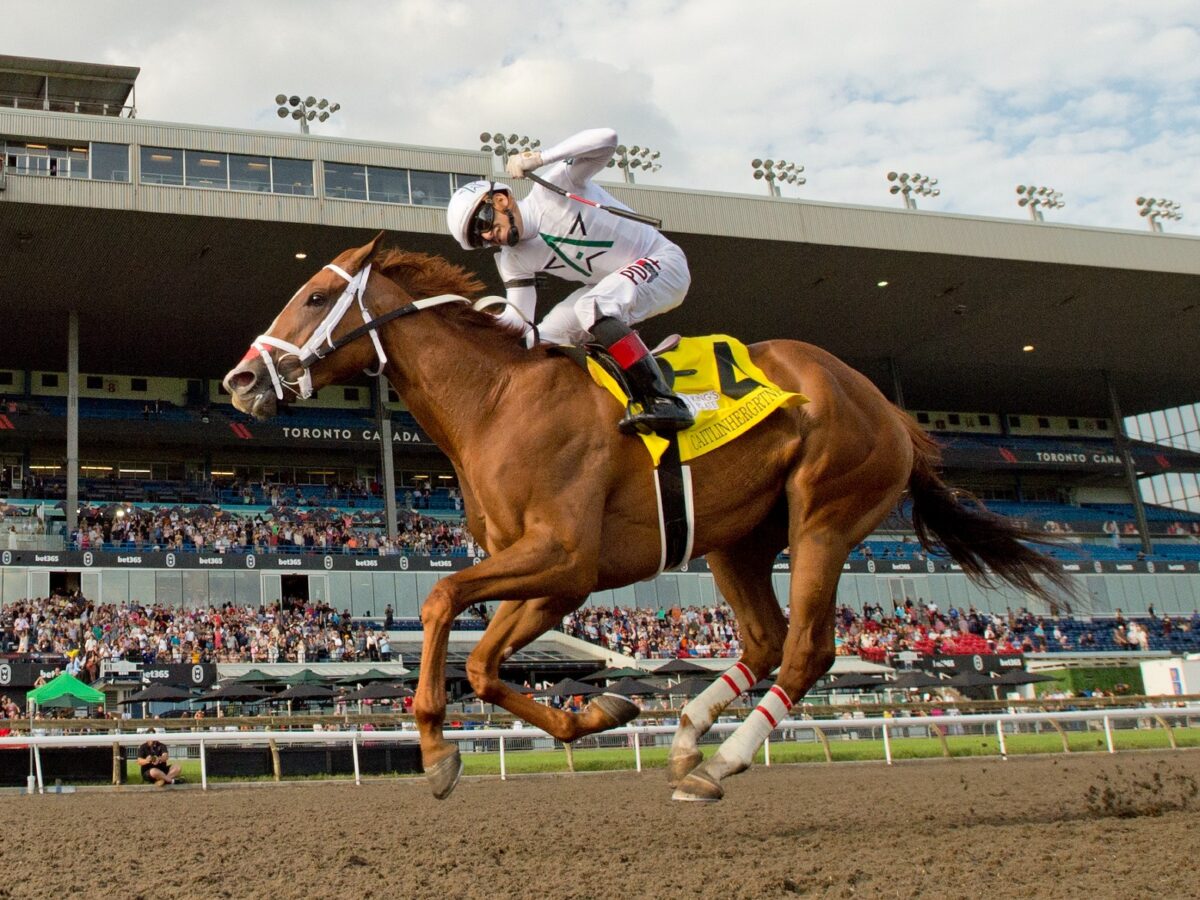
left=5, top=750, right=1199, bottom=899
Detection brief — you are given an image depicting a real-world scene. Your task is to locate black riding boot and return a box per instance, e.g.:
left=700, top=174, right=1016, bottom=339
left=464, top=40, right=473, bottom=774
left=591, top=316, right=694, bottom=435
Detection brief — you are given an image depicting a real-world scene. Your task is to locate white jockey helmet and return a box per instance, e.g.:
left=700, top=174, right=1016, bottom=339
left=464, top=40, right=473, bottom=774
left=447, top=180, right=512, bottom=250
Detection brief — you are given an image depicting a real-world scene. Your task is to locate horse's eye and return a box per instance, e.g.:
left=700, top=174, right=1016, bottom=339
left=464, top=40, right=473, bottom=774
left=306, top=293, right=327, bottom=308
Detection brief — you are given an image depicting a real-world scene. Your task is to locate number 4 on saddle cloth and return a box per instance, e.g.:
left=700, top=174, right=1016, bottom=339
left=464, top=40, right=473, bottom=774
left=562, top=334, right=808, bottom=574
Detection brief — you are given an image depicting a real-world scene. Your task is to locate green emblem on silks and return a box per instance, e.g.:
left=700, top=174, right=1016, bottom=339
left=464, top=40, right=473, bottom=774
left=540, top=232, right=614, bottom=276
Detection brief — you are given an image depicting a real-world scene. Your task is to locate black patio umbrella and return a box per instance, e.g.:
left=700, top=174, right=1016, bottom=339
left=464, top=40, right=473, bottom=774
left=889, top=671, right=946, bottom=690
left=334, top=669, right=395, bottom=685
left=824, top=673, right=890, bottom=691
left=539, top=678, right=604, bottom=698
left=581, top=666, right=650, bottom=683
left=606, top=678, right=661, bottom=697
left=196, top=684, right=272, bottom=703
left=119, top=684, right=193, bottom=704
left=654, top=658, right=711, bottom=676
left=663, top=676, right=719, bottom=697
left=395, top=667, right=469, bottom=685
left=345, top=682, right=414, bottom=702
left=271, top=684, right=336, bottom=702
left=461, top=680, right=534, bottom=701
left=993, top=669, right=1057, bottom=686
left=944, top=670, right=997, bottom=688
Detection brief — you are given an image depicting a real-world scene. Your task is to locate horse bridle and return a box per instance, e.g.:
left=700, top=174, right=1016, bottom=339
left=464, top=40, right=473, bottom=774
left=244, top=262, right=471, bottom=401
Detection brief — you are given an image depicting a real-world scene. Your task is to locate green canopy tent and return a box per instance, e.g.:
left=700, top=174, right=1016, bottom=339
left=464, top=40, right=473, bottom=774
left=26, top=673, right=105, bottom=711
left=283, top=670, right=334, bottom=686
left=234, top=669, right=283, bottom=685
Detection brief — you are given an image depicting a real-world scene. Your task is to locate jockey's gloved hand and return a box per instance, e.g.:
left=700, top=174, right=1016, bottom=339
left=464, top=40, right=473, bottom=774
left=505, top=150, right=543, bottom=179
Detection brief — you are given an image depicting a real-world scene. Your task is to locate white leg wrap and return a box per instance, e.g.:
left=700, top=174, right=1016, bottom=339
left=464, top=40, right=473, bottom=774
left=679, top=662, right=755, bottom=733
left=719, top=685, right=793, bottom=767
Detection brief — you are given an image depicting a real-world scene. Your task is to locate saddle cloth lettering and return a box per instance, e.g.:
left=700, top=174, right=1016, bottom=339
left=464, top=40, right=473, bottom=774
left=586, top=334, right=808, bottom=465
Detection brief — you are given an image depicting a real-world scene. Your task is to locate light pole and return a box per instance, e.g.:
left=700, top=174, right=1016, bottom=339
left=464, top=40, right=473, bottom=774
left=751, top=159, right=805, bottom=197
left=275, top=94, right=340, bottom=135
left=1136, top=196, right=1183, bottom=233
left=1016, top=184, right=1064, bottom=221
left=480, top=132, right=541, bottom=170
left=607, top=145, right=661, bottom=183
left=887, top=171, right=939, bottom=209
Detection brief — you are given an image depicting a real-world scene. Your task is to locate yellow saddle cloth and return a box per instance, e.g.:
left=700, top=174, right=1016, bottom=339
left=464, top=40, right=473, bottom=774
left=587, top=334, right=807, bottom=465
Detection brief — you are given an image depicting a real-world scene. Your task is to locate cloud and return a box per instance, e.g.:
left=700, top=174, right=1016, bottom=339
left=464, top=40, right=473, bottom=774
left=2, top=0, right=1197, bottom=232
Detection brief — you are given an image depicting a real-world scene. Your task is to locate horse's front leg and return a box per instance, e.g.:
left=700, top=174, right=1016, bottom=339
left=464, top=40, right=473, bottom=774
left=465, top=598, right=640, bottom=742
left=413, top=527, right=598, bottom=799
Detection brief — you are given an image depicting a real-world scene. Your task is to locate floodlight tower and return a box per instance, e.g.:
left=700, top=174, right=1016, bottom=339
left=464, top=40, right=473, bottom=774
left=275, top=94, right=340, bottom=134
left=1015, top=184, right=1065, bottom=221
left=480, top=132, right=542, bottom=169
left=887, top=171, right=939, bottom=209
left=1136, top=196, right=1183, bottom=233
left=751, top=159, right=805, bottom=197
left=607, top=145, right=662, bottom=183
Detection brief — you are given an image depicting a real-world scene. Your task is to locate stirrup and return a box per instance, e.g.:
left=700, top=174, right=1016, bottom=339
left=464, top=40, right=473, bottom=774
left=619, top=396, right=694, bottom=435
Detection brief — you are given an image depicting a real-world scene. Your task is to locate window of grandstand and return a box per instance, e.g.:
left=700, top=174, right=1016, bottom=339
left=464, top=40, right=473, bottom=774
left=40, top=373, right=59, bottom=388
left=140, top=146, right=315, bottom=196
left=85, top=375, right=103, bottom=390
left=366, top=165, right=410, bottom=203
left=130, top=378, right=148, bottom=392
left=140, top=147, right=183, bottom=185
left=410, top=170, right=452, bottom=206
left=3, top=139, right=128, bottom=181
left=321, top=162, right=459, bottom=207
left=343, top=387, right=361, bottom=401
left=89, top=142, right=130, bottom=181
left=270, top=158, right=314, bottom=196
left=184, top=150, right=228, bottom=189
left=324, top=161, right=367, bottom=200
left=228, top=154, right=272, bottom=192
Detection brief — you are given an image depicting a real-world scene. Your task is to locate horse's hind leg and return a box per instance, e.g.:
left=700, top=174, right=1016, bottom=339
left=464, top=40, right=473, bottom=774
left=673, top=531, right=845, bottom=801
left=666, top=520, right=787, bottom=787
left=466, top=598, right=641, bottom=742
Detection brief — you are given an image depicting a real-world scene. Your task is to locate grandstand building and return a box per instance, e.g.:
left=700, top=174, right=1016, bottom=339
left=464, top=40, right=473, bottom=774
left=2, top=53, right=1200, bottom=624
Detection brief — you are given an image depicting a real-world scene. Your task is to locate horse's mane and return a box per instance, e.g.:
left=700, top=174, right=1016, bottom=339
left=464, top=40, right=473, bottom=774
left=371, top=249, right=526, bottom=345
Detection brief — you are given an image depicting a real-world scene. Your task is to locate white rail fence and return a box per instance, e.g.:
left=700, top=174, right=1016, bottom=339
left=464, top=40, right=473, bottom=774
left=3, top=705, right=1197, bottom=793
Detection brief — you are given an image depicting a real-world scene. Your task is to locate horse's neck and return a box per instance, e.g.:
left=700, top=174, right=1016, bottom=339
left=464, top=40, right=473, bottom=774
left=381, top=313, right=520, bottom=455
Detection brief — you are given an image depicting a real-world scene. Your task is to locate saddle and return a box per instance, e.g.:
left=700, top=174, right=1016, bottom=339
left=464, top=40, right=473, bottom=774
left=552, top=334, right=806, bottom=573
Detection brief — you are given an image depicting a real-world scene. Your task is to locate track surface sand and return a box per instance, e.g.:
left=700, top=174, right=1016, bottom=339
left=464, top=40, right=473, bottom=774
left=4, top=751, right=1198, bottom=899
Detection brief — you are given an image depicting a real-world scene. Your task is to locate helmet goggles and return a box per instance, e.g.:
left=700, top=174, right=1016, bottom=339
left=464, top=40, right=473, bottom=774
left=467, top=197, right=498, bottom=249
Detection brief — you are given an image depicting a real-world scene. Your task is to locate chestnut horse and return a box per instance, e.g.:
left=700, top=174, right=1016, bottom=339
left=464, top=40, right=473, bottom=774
left=224, top=234, right=1067, bottom=802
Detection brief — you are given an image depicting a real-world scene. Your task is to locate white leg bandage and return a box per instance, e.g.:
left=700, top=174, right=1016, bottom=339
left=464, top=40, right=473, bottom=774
left=679, top=661, right=756, bottom=733
left=719, top=685, right=793, bottom=767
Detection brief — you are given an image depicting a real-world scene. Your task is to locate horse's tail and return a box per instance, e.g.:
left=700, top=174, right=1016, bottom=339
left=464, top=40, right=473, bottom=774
left=901, top=415, right=1075, bottom=605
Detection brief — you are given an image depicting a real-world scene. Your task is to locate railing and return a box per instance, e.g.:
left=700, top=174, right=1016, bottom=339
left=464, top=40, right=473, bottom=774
left=4, top=705, right=1197, bottom=793
left=2, top=93, right=135, bottom=117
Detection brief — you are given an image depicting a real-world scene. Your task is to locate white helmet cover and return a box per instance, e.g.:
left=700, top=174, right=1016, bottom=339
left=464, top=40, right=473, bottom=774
left=446, top=180, right=511, bottom=250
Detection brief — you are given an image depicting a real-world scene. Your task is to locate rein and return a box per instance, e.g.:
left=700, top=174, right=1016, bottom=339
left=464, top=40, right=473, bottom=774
left=247, top=263, right=473, bottom=401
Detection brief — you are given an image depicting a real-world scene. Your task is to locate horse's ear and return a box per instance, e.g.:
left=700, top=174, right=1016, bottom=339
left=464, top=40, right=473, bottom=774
left=345, top=231, right=387, bottom=272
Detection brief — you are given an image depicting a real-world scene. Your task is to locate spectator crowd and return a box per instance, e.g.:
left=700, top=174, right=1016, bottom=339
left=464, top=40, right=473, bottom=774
left=0, top=591, right=400, bottom=694
left=64, top=505, right=479, bottom=558
left=560, top=600, right=1200, bottom=662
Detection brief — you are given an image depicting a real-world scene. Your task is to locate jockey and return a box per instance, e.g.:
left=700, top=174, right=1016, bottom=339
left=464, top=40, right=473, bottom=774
left=446, top=127, right=693, bottom=435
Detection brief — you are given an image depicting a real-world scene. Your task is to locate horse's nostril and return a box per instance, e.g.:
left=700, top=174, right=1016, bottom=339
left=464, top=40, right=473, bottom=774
left=227, top=369, right=258, bottom=393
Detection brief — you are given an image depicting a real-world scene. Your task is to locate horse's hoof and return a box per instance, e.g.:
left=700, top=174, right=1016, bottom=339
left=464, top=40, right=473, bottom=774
left=672, top=764, right=724, bottom=802
left=589, top=693, right=640, bottom=729
left=425, top=748, right=463, bottom=800
left=666, top=748, right=703, bottom=788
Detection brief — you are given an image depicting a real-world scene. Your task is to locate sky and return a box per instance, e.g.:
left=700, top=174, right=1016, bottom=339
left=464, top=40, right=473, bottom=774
left=6, top=1, right=1200, bottom=234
